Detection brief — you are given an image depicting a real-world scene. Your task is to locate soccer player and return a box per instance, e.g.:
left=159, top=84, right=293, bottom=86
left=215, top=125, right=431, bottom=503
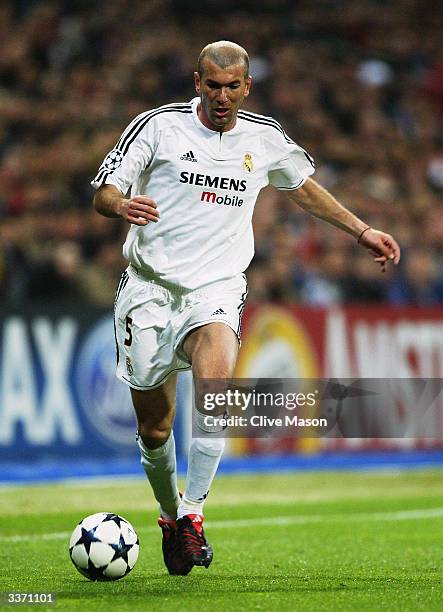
left=91, top=41, right=400, bottom=575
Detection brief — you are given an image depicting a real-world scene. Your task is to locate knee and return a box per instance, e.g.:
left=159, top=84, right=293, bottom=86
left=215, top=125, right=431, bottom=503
left=138, top=423, right=172, bottom=449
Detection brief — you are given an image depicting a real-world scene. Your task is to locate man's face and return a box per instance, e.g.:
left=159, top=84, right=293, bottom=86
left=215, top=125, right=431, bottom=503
left=194, top=59, right=252, bottom=132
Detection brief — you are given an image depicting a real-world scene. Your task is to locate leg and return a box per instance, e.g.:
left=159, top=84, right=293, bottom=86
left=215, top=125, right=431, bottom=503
left=132, top=373, right=180, bottom=519
left=183, top=322, right=239, bottom=379
left=133, top=374, right=195, bottom=576
left=175, top=323, right=238, bottom=567
left=180, top=322, right=238, bottom=515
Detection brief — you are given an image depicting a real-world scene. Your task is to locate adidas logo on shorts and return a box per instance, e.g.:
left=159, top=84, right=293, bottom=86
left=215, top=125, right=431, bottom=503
left=180, top=150, right=197, bottom=162
left=211, top=308, right=226, bottom=316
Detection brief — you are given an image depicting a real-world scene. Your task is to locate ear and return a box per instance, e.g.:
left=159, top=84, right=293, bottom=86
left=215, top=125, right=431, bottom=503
left=194, top=71, right=201, bottom=94
left=244, top=75, right=252, bottom=98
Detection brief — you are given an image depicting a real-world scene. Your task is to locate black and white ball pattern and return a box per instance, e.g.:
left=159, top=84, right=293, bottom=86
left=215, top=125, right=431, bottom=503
left=103, top=149, right=123, bottom=171
left=69, top=512, right=139, bottom=581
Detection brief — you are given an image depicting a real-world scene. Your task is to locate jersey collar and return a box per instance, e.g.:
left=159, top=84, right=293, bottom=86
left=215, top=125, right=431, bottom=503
left=191, top=97, right=241, bottom=136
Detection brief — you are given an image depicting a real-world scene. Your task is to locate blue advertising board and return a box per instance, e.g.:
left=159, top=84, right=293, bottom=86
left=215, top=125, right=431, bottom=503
left=0, top=308, right=189, bottom=463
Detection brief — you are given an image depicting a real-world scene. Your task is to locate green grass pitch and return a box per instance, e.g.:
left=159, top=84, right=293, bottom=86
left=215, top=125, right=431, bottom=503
left=0, top=469, right=441, bottom=611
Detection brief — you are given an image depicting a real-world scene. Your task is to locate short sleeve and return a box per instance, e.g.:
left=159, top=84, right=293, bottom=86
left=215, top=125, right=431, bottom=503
left=267, top=128, right=315, bottom=190
left=91, top=112, right=156, bottom=192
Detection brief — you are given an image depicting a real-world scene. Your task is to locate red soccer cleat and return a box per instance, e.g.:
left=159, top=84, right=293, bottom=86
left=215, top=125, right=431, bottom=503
left=158, top=517, right=194, bottom=575
left=176, top=514, right=213, bottom=568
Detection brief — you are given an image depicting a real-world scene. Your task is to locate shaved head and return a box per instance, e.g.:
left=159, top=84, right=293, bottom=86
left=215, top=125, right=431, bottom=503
left=198, top=41, right=249, bottom=78
left=194, top=41, right=252, bottom=132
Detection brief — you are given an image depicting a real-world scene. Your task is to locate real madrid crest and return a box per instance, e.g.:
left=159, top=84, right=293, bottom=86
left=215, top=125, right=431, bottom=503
left=126, top=356, right=134, bottom=376
left=243, top=152, right=253, bottom=173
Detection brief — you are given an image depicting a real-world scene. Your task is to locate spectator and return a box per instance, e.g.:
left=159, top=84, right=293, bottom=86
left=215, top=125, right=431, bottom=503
left=0, top=0, right=441, bottom=307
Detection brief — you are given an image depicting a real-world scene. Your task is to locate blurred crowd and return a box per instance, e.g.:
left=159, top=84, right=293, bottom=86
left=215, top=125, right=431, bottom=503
left=0, top=0, right=442, bottom=308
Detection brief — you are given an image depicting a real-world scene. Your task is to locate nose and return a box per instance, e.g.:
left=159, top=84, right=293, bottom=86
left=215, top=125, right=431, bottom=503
left=217, top=87, right=229, bottom=103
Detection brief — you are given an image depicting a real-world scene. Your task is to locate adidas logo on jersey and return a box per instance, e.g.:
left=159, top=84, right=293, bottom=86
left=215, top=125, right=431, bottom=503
left=180, top=150, right=197, bottom=162
left=211, top=308, right=226, bottom=316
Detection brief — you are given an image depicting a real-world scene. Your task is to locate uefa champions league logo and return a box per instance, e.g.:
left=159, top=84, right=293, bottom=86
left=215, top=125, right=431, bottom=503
left=103, top=149, right=123, bottom=171
left=75, top=316, right=136, bottom=446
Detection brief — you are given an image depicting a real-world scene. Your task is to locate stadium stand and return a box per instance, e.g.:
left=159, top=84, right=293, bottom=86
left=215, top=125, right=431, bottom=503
left=0, top=0, right=441, bottom=306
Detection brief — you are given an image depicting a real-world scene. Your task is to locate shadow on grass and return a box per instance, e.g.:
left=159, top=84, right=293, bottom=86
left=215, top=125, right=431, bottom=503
left=58, top=570, right=440, bottom=602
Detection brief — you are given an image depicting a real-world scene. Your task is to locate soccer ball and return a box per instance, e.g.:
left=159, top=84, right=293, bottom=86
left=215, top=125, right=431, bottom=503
left=69, top=512, right=139, bottom=581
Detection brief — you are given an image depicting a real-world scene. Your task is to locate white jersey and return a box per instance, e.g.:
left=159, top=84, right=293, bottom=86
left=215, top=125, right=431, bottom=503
left=91, top=97, right=315, bottom=291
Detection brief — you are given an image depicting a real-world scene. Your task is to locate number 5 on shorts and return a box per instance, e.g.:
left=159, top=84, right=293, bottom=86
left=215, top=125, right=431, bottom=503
left=124, top=316, right=133, bottom=346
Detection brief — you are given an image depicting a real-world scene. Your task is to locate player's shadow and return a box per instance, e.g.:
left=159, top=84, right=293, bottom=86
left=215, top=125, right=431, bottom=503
left=71, top=573, right=355, bottom=594
left=61, top=570, right=417, bottom=598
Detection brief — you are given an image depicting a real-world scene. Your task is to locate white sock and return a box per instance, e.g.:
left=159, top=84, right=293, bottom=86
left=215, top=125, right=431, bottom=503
left=177, top=437, right=225, bottom=519
left=137, top=432, right=180, bottom=520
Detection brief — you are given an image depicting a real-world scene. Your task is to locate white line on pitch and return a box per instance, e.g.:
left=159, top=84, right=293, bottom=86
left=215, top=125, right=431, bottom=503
left=207, top=506, right=443, bottom=529
left=1, top=507, right=442, bottom=544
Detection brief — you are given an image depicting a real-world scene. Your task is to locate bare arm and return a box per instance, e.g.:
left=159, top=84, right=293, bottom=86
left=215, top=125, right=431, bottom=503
left=288, top=178, right=400, bottom=271
left=93, top=184, right=159, bottom=226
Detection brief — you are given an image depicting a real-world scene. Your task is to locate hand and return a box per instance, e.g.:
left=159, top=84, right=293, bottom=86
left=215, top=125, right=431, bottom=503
left=119, top=195, right=160, bottom=226
left=358, top=228, right=401, bottom=272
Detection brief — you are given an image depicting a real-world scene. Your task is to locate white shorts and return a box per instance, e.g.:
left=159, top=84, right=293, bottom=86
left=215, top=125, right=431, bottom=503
left=114, top=266, right=248, bottom=390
